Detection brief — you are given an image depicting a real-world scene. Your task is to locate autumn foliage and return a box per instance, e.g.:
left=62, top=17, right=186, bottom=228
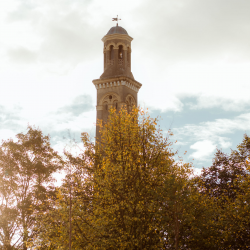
left=0, top=109, right=249, bottom=249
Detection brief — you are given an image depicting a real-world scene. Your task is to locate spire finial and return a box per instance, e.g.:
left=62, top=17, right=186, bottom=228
left=112, top=15, right=121, bottom=26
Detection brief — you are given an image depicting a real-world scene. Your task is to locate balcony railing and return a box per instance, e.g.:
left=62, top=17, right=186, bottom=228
left=118, top=59, right=123, bottom=66
left=108, top=60, right=114, bottom=66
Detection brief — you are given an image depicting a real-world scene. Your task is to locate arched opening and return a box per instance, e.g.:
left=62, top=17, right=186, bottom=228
left=118, top=45, right=123, bottom=66
left=101, top=93, right=121, bottom=121
left=127, top=47, right=131, bottom=68
left=110, top=45, right=114, bottom=60
left=113, top=100, right=118, bottom=110
left=108, top=45, right=114, bottom=66
left=118, top=45, right=123, bottom=59
left=125, top=101, right=131, bottom=112
left=103, top=101, right=109, bottom=122
left=125, top=95, right=135, bottom=113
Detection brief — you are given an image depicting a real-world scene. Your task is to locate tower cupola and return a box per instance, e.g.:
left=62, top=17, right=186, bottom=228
left=100, top=25, right=134, bottom=80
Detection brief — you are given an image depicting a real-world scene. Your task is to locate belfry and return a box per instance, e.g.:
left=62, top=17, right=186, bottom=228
left=93, top=22, right=142, bottom=141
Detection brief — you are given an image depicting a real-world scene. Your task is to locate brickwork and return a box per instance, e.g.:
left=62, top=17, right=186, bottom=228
left=93, top=26, right=142, bottom=142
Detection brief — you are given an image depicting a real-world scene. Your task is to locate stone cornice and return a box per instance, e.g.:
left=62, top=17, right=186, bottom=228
left=102, top=34, right=133, bottom=43
left=93, top=76, right=142, bottom=93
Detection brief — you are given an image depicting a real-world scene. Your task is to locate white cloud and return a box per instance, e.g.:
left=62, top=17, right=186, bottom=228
left=173, top=113, right=250, bottom=161
left=192, top=167, right=202, bottom=176
left=139, top=61, right=250, bottom=112
left=0, top=0, right=250, bottom=164
left=175, top=113, right=250, bottom=140
left=0, top=129, right=17, bottom=141
left=8, top=47, right=38, bottom=63
left=136, top=0, right=250, bottom=62
left=1, top=0, right=250, bottom=113
left=218, top=137, right=232, bottom=149
left=190, top=140, right=216, bottom=160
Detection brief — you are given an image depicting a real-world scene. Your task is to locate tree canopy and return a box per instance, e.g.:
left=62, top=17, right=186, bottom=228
left=0, top=112, right=249, bottom=250
left=0, top=126, right=63, bottom=250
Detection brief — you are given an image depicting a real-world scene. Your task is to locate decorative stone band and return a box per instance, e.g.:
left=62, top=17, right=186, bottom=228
left=96, top=102, right=127, bottom=111
left=102, top=33, right=133, bottom=44
left=92, top=77, right=142, bottom=93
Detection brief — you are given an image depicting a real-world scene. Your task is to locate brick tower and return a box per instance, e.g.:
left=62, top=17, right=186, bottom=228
left=93, top=24, right=142, bottom=141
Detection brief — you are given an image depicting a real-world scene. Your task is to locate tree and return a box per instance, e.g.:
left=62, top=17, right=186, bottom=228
left=90, top=107, right=183, bottom=249
left=200, top=134, right=250, bottom=200
left=0, top=126, right=63, bottom=250
left=11, top=113, right=250, bottom=249
left=31, top=150, right=95, bottom=249
left=33, top=107, right=196, bottom=249
left=198, top=134, right=250, bottom=249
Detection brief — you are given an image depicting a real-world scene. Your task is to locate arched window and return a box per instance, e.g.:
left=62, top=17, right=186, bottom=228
left=102, top=101, right=109, bottom=123
left=127, top=47, right=131, bottom=67
left=118, top=45, right=123, bottom=59
left=110, top=45, right=114, bottom=60
left=113, top=100, right=118, bottom=110
left=126, top=101, right=130, bottom=112
left=125, top=95, right=135, bottom=113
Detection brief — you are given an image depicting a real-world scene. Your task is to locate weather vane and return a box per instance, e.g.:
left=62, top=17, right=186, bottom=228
left=112, top=15, right=121, bottom=26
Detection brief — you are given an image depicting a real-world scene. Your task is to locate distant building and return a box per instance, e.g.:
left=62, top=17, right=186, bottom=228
left=93, top=24, right=142, bottom=141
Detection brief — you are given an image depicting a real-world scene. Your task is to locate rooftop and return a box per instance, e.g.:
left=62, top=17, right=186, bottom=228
left=107, top=25, right=128, bottom=35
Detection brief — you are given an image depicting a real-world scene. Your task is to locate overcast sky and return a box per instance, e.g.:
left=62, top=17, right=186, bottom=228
left=1, top=0, right=250, bottom=172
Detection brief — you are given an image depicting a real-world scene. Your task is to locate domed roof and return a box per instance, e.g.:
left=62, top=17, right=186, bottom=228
left=107, top=25, right=128, bottom=35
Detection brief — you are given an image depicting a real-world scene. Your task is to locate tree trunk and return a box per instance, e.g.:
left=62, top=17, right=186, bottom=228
left=174, top=201, right=180, bottom=250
